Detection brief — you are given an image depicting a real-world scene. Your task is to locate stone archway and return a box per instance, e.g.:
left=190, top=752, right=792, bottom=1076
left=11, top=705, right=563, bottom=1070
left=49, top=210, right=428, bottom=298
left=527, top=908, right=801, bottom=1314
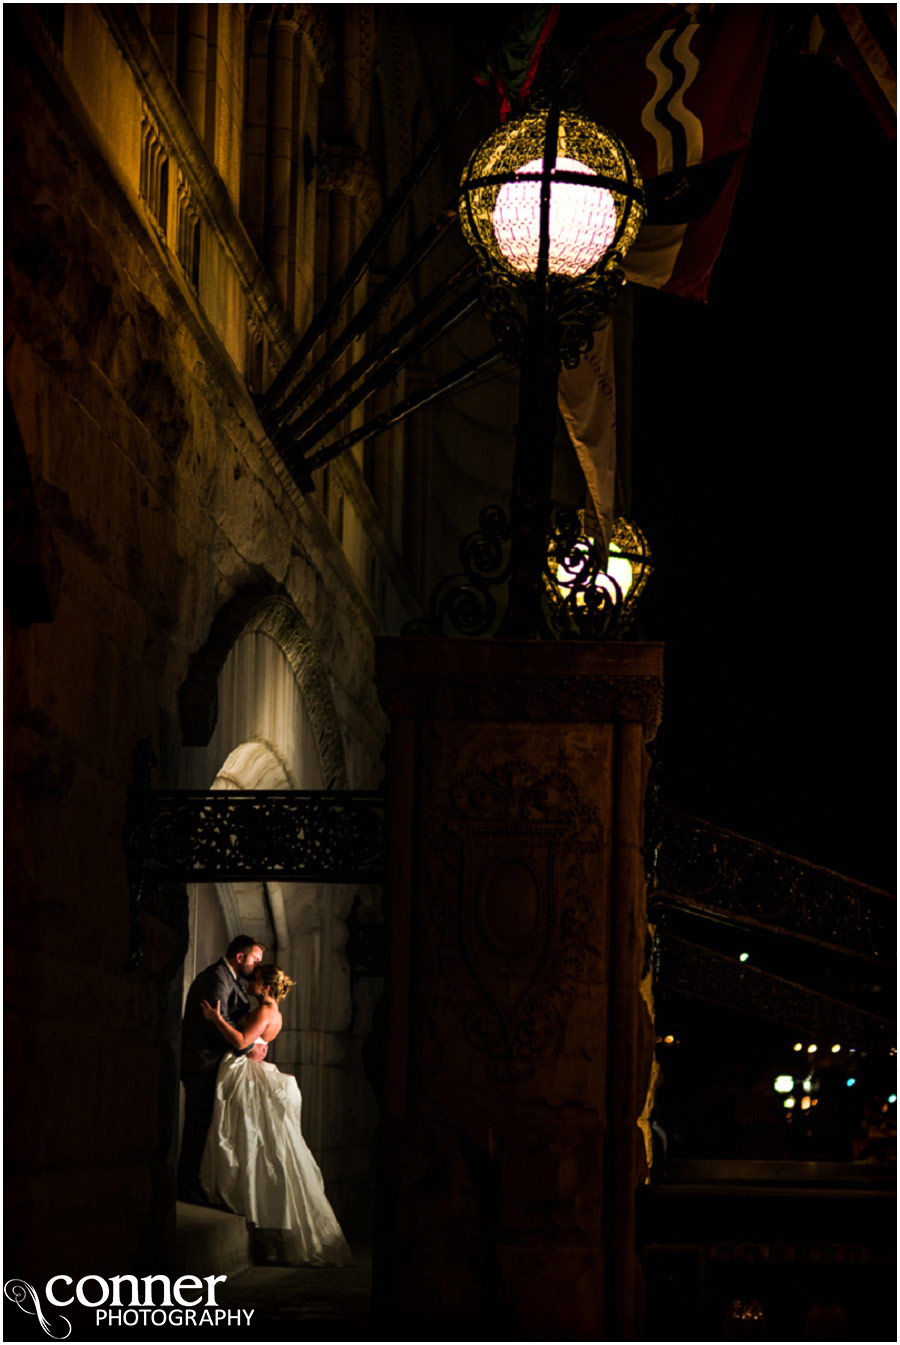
left=179, top=589, right=347, bottom=791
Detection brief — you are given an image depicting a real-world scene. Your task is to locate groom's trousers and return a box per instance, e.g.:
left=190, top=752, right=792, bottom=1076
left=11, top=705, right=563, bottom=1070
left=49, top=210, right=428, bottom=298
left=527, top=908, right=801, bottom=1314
left=178, top=1070, right=217, bottom=1199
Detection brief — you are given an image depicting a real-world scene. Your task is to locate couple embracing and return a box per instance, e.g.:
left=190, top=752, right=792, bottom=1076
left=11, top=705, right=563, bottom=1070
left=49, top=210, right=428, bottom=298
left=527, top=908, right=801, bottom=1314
left=179, top=935, right=352, bottom=1266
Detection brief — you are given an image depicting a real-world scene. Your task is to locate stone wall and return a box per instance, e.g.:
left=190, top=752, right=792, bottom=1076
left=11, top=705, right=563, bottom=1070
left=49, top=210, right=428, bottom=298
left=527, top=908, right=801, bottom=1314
left=5, top=10, right=395, bottom=1277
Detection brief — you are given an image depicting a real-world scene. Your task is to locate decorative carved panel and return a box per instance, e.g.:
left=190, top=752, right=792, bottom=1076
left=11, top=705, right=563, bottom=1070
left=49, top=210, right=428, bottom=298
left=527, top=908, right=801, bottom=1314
left=422, top=762, right=602, bottom=1081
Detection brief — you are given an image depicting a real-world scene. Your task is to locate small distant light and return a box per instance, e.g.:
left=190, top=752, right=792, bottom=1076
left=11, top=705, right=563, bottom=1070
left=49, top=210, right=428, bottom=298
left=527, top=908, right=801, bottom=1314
left=801, top=1097, right=811, bottom=1111
left=811, top=1098, right=819, bottom=1106
left=807, top=1044, right=818, bottom=1054
left=802, top=1078, right=812, bottom=1093
left=793, top=1042, right=803, bottom=1052
left=664, top=1035, right=674, bottom=1044
left=831, top=1044, right=841, bottom=1054
left=888, top=1094, right=897, bottom=1105
left=881, top=1104, right=889, bottom=1114
left=849, top=1048, right=857, bottom=1054
left=774, top=1075, right=794, bottom=1094
left=783, top=1097, right=796, bottom=1109
left=846, top=1077, right=857, bottom=1087
left=739, top=952, right=749, bottom=962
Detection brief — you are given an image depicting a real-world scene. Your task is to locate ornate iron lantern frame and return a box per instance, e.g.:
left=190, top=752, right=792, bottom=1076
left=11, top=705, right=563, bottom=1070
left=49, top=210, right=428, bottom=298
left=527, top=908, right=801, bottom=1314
left=458, top=98, right=644, bottom=368
left=410, top=94, right=648, bottom=640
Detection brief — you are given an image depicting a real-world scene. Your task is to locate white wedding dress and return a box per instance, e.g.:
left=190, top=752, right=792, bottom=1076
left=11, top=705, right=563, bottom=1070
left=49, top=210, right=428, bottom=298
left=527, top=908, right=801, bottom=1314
left=200, top=1044, right=352, bottom=1266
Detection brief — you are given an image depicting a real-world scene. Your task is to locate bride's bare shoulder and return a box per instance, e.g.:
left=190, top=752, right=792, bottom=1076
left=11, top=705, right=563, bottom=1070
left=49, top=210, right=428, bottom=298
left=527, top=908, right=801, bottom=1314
left=262, top=1001, right=282, bottom=1040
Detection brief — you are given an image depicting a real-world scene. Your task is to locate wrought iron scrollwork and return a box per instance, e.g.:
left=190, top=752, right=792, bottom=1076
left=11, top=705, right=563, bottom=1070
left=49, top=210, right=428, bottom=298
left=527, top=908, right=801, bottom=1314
left=544, top=504, right=621, bottom=639
left=403, top=505, right=512, bottom=637
left=407, top=501, right=635, bottom=641
left=124, top=741, right=385, bottom=970
left=475, top=265, right=622, bottom=371
left=477, top=264, right=528, bottom=365
left=140, top=790, right=385, bottom=884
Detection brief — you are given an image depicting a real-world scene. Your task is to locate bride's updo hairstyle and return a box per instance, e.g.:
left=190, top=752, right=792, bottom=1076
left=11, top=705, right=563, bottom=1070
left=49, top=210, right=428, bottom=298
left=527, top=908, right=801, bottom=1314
left=256, top=963, right=295, bottom=1002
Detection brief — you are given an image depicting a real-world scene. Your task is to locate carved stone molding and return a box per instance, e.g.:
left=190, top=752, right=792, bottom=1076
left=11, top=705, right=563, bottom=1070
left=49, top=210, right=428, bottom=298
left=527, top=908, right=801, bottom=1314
left=317, top=143, right=383, bottom=229
left=422, top=762, right=602, bottom=1081
left=377, top=670, right=663, bottom=736
left=272, top=4, right=301, bottom=30
left=295, top=4, right=336, bottom=83
left=244, top=596, right=348, bottom=789
left=179, top=589, right=348, bottom=790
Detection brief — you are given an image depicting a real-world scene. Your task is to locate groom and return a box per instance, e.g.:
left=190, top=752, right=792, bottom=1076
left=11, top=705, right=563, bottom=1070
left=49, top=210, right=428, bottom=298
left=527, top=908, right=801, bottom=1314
left=178, top=933, right=267, bottom=1204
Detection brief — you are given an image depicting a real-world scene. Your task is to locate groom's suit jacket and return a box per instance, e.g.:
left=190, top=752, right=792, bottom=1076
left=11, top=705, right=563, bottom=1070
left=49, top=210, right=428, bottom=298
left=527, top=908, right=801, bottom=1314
left=180, top=958, right=251, bottom=1081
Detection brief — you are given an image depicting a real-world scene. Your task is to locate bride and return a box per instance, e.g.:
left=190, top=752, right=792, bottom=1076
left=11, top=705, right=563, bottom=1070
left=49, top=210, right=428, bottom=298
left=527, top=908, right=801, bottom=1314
left=199, top=963, right=352, bottom=1267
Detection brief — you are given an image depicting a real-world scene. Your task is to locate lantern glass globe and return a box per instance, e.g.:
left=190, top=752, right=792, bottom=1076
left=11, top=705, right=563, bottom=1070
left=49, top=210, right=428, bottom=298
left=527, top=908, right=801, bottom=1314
left=493, top=157, right=618, bottom=277
left=459, top=107, right=644, bottom=282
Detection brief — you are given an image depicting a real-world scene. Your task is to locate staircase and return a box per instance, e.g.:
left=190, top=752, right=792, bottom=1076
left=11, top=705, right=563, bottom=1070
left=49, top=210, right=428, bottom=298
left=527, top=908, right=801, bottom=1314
left=647, top=804, right=895, bottom=1044
left=174, top=1202, right=253, bottom=1278
left=642, top=806, right=896, bottom=1340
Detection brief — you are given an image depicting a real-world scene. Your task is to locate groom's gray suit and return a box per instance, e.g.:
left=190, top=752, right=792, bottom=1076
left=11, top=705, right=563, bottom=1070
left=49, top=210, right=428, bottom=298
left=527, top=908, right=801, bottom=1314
left=178, top=958, right=251, bottom=1201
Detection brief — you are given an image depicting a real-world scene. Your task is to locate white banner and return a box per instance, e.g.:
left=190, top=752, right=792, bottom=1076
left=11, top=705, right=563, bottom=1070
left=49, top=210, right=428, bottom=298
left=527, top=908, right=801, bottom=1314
left=557, top=320, right=616, bottom=562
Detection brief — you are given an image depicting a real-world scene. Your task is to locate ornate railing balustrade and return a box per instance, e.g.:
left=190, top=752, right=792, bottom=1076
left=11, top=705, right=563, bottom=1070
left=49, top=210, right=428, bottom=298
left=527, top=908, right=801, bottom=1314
left=653, top=933, right=894, bottom=1050
left=123, top=745, right=385, bottom=969
left=647, top=804, right=895, bottom=964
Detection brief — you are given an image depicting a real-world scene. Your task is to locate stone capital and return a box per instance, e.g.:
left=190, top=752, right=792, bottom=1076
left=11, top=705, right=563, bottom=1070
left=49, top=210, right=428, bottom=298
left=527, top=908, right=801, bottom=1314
left=375, top=638, right=664, bottom=738
left=317, top=143, right=382, bottom=228
left=295, top=4, right=336, bottom=83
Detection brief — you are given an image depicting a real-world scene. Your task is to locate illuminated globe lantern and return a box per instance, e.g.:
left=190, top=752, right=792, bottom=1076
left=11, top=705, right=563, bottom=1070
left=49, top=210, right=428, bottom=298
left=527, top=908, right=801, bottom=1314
left=493, top=156, right=619, bottom=277
left=458, top=104, right=644, bottom=350
left=454, top=102, right=647, bottom=639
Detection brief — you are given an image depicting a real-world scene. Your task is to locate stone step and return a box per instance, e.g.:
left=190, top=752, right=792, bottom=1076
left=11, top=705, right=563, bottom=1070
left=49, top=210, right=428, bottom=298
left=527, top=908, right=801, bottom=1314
left=175, top=1201, right=253, bottom=1279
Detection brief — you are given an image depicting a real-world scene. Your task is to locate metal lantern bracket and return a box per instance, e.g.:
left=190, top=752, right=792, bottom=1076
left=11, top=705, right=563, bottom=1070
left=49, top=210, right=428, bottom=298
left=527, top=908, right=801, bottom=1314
left=123, top=740, right=385, bottom=970
left=413, top=94, right=650, bottom=641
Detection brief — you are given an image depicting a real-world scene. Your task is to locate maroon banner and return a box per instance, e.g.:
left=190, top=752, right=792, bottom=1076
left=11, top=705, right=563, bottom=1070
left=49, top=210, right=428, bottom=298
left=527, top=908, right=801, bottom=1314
left=581, top=5, right=775, bottom=300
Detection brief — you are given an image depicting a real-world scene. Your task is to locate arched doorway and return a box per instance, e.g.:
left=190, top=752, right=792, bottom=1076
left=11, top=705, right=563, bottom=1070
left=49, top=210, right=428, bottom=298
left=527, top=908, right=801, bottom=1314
left=178, top=596, right=373, bottom=1229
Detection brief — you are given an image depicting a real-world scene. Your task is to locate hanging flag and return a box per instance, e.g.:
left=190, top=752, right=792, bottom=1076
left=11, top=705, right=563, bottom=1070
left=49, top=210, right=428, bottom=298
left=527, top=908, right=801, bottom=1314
left=474, top=5, right=561, bottom=122
left=557, top=326, right=617, bottom=563
left=579, top=5, right=775, bottom=301
left=806, top=5, right=896, bottom=137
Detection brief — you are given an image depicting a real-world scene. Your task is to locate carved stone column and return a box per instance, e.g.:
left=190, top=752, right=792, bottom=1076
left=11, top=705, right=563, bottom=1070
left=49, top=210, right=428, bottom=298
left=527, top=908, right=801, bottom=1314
left=242, top=11, right=271, bottom=258
left=266, top=6, right=298, bottom=311
left=372, top=638, right=663, bottom=1339
left=180, top=3, right=208, bottom=138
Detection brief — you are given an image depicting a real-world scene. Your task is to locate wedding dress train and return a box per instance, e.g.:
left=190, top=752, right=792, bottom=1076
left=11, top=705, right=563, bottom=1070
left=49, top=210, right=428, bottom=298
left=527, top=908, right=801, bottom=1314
left=200, top=1049, right=352, bottom=1266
